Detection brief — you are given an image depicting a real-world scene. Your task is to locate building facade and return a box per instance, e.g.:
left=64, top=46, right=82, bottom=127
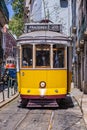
left=25, top=0, right=72, bottom=35
left=3, top=29, right=17, bottom=61
left=0, top=0, right=9, bottom=63
left=71, top=0, right=87, bottom=93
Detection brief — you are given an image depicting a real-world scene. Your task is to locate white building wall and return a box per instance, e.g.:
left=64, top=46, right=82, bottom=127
left=30, top=0, right=42, bottom=22
left=30, top=0, right=72, bottom=35
left=76, top=0, right=79, bottom=41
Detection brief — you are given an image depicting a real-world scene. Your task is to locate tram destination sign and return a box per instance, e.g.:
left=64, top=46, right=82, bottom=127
left=25, top=24, right=62, bottom=33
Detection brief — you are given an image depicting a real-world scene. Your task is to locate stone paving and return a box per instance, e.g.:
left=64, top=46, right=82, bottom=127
left=0, top=82, right=87, bottom=128
left=71, top=82, right=87, bottom=128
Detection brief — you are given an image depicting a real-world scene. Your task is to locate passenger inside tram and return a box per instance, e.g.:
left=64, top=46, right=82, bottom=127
left=53, top=50, right=64, bottom=68
left=22, top=45, right=33, bottom=67
left=36, top=51, right=50, bottom=66
left=36, top=44, right=50, bottom=67
left=53, top=44, right=64, bottom=68
left=22, top=57, right=28, bottom=66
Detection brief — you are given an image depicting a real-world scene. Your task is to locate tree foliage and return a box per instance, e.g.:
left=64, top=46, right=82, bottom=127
left=9, top=16, right=24, bottom=37
left=8, top=0, right=24, bottom=37
left=12, top=0, right=24, bottom=18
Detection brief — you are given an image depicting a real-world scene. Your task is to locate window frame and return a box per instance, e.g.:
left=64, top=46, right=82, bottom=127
left=20, top=43, right=67, bottom=69
left=21, top=44, right=33, bottom=68
left=35, top=44, right=51, bottom=68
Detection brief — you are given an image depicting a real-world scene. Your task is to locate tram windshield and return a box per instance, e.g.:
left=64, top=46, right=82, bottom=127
left=36, top=44, right=50, bottom=67
left=53, top=45, right=64, bottom=68
left=21, top=44, right=66, bottom=68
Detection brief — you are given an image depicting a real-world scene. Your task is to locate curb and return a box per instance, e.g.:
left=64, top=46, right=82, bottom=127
left=71, top=87, right=87, bottom=129
left=72, top=95, right=87, bottom=129
left=0, top=92, right=19, bottom=108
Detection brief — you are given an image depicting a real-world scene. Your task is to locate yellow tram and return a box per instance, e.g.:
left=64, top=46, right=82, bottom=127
left=17, top=23, right=72, bottom=107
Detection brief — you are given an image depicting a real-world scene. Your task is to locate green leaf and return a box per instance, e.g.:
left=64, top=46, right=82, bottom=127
left=9, top=0, right=24, bottom=37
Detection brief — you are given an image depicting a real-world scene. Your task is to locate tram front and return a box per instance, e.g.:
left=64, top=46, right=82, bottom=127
left=17, top=23, right=72, bottom=107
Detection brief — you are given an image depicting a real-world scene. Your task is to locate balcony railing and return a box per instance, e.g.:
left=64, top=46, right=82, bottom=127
left=0, top=0, right=9, bottom=20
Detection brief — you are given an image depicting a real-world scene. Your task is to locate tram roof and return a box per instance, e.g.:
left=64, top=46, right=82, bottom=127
left=17, top=31, right=72, bottom=46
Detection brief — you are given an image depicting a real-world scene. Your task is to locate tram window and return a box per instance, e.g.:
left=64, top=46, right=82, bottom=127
left=53, top=45, right=65, bottom=68
left=22, top=45, right=33, bottom=67
left=36, top=44, right=50, bottom=67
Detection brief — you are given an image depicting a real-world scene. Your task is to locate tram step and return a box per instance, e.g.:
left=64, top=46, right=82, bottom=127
left=27, top=99, right=59, bottom=107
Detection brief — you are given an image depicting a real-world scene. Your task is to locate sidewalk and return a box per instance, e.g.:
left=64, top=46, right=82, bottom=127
left=71, top=82, right=87, bottom=128
left=0, top=83, right=19, bottom=108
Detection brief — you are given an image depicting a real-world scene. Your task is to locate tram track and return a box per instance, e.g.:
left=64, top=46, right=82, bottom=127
left=47, top=111, right=55, bottom=130
left=13, top=109, right=31, bottom=130
left=14, top=109, right=55, bottom=130
left=0, top=98, right=87, bottom=130
left=1, top=95, right=86, bottom=130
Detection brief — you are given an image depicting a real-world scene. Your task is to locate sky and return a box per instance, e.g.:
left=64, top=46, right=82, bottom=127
left=7, top=4, right=14, bottom=19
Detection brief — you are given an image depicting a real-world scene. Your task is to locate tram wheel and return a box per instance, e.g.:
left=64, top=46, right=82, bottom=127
left=21, top=98, right=28, bottom=108
left=56, top=99, right=66, bottom=108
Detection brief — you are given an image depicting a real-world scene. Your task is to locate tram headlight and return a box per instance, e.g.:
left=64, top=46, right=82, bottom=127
left=40, top=81, right=46, bottom=88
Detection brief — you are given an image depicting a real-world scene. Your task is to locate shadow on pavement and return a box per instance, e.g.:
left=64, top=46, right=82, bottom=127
left=17, top=95, right=74, bottom=110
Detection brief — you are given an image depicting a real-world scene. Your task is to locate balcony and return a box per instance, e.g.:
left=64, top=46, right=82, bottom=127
left=0, top=0, right=9, bottom=26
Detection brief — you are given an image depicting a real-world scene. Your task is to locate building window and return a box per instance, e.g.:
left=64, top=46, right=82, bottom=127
left=60, top=0, right=68, bottom=8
